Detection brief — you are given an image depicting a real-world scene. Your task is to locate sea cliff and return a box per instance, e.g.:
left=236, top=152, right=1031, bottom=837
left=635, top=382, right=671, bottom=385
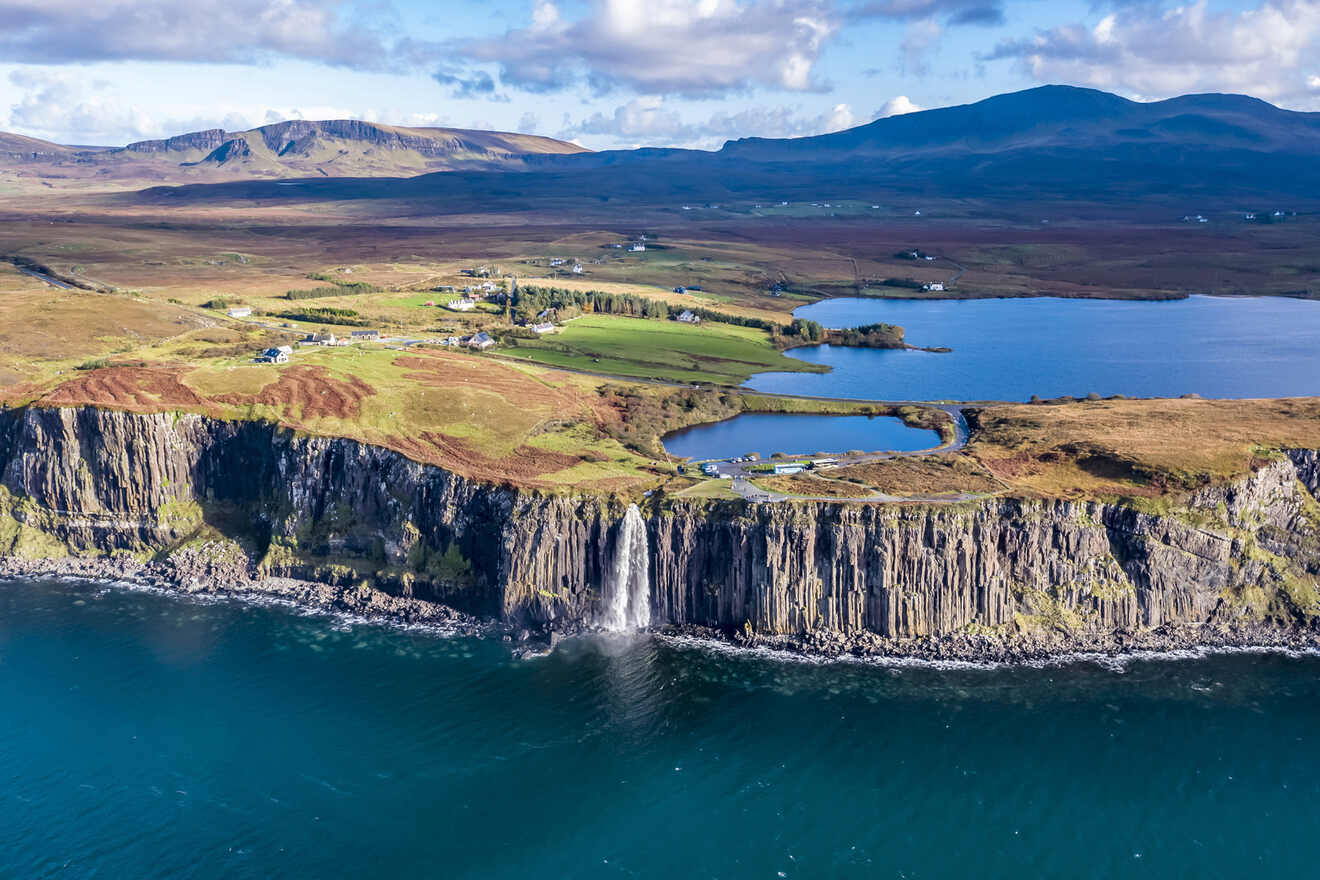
left=1, top=406, right=1317, bottom=660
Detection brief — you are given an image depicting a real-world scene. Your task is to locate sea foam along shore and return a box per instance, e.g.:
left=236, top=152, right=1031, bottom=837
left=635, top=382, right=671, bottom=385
left=3, top=550, right=1318, bottom=667
left=0, top=550, right=487, bottom=636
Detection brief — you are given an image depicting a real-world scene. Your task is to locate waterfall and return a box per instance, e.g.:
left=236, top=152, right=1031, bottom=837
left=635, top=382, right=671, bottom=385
left=600, top=504, right=651, bottom=631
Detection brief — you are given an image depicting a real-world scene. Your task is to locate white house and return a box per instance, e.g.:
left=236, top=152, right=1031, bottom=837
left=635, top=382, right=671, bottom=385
left=227, top=306, right=252, bottom=318
left=447, top=299, right=475, bottom=311
left=922, top=282, right=945, bottom=292
left=467, top=331, right=495, bottom=350
left=531, top=322, right=554, bottom=334
left=571, top=263, right=584, bottom=274
left=630, top=242, right=646, bottom=252
left=481, top=280, right=498, bottom=293
left=350, top=330, right=381, bottom=341
left=257, top=347, right=288, bottom=364
left=677, top=310, right=701, bottom=324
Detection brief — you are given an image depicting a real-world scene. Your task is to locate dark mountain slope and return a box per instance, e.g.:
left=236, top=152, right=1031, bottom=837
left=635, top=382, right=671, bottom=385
left=127, top=86, right=1320, bottom=209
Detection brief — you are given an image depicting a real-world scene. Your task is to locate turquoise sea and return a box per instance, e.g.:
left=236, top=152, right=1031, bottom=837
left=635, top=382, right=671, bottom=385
left=3, top=577, right=1318, bottom=879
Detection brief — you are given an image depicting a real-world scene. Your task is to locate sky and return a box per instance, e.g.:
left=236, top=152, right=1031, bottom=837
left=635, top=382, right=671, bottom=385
left=0, top=0, right=1317, bottom=150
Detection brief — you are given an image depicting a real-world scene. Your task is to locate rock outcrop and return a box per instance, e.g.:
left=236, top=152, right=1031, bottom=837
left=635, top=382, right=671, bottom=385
left=124, top=129, right=229, bottom=154
left=1, top=406, right=1317, bottom=657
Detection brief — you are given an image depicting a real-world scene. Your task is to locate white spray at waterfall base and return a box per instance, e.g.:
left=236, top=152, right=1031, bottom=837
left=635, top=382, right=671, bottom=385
left=599, top=504, right=651, bottom=631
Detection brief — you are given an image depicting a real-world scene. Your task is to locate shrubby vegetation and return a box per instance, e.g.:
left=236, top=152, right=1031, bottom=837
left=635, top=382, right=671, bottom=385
left=597, top=385, right=741, bottom=456
left=513, top=285, right=827, bottom=342
left=285, top=278, right=382, bottom=300
left=512, top=285, right=672, bottom=320
left=271, top=306, right=370, bottom=327
left=824, top=322, right=905, bottom=348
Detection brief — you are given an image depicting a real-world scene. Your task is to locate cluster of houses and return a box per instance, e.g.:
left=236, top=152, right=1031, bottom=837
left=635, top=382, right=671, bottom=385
left=256, top=345, right=292, bottom=364
left=547, top=258, right=585, bottom=274
left=298, top=331, right=348, bottom=347
left=922, top=282, right=945, bottom=292
left=435, top=331, right=495, bottom=351
left=254, top=329, right=380, bottom=364
left=606, top=235, right=648, bottom=252
left=1185, top=211, right=1292, bottom=224
left=444, top=279, right=505, bottom=311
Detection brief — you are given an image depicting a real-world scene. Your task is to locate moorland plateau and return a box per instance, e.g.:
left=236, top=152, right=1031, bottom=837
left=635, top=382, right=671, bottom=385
left=0, top=85, right=1318, bottom=658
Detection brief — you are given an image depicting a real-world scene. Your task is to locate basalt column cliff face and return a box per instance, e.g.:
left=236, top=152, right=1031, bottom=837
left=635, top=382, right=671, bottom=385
left=1, top=406, right=1318, bottom=652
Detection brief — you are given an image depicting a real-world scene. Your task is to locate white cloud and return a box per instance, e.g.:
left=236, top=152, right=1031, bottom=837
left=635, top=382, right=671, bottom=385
left=820, top=102, right=857, bottom=131
left=875, top=95, right=923, bottom=117
left=851, top=0, right=1003, bottom=26
left=0, top=0, right=397, bottom=68
left=460, top=0, right=838, bottom=96
left=4, top=71, right=401, bottom=144
left=558, top=95, right=859, bottom=148
left=989, top=0, right=1320, bottom=108
left=900, top=18, right=943, bottom=75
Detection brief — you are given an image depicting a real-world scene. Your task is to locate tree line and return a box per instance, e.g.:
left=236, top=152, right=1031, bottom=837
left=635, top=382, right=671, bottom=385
left=512, top=285, right=825, bottom=340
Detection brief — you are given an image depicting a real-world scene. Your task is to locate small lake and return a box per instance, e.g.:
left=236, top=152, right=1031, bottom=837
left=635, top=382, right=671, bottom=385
left=744, top=295, right=1320, bottom=401
left=662, top=412, right=939, bottom=460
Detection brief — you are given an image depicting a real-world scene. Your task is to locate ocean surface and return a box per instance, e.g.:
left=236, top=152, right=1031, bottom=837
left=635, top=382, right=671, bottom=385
left=4, top=577, right=1319, bottom=879
left=662, top=413, right=939, bottom=460
left=744, top=295, right=1320, bottom=400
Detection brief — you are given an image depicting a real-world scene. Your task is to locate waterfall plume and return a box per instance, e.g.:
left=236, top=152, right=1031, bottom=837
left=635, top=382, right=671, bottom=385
left=600, top=504, right=651, bottom=631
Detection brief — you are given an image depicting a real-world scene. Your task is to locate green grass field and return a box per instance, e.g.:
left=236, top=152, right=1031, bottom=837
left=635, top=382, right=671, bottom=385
left=498, top=314, right=827, bottom=384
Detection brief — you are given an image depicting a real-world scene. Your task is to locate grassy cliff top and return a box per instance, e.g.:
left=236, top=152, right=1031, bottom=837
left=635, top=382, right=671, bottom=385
left=967, top=397, right=1320, bottom=499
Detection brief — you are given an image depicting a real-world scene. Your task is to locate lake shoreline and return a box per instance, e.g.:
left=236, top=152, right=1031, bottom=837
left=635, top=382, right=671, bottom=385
left=7, top=554, right=1317, bottom=667
left=750, top=294, right=1320, bottom=401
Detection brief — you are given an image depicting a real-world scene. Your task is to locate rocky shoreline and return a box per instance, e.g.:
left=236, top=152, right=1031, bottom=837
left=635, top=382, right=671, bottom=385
left=5, top=552, right=1317, bottom=667
left=656, top=621, right=1320, bottom=665
left=0, top=551, right=488, bottom=635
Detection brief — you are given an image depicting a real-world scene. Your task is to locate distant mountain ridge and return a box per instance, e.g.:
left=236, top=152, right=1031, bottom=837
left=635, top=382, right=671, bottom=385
left=718, top=85, right=1320, bottom=160
left=505, top=85, right=1320, bottom=204
left=0, top=131, right=76, bottom=161
left=0, top=119, right=588, bottom=182
left=12, top=85, right=1319, bottom=205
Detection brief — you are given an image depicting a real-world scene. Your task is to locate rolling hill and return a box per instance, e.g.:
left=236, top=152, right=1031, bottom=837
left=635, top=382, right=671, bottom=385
left=718, top=85, right=1320, bottom=160
left=119, top=85, right=1320, bottom=210
left=517, top=85, right=1320, bottom=204
left=0, top=119, right=588, bottom=184
left=0, top=131, right=77, bottom=161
